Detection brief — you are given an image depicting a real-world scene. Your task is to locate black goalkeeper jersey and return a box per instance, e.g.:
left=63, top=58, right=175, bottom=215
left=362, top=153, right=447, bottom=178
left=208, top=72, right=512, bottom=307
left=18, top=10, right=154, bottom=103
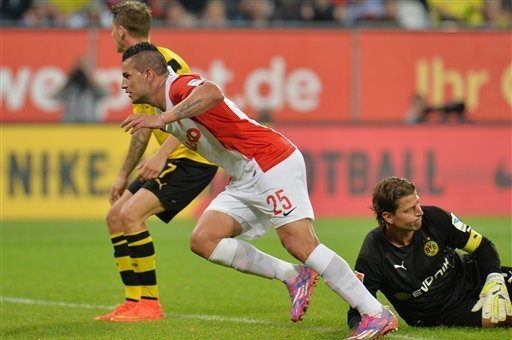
left=347, top=206, right=486, bottom=327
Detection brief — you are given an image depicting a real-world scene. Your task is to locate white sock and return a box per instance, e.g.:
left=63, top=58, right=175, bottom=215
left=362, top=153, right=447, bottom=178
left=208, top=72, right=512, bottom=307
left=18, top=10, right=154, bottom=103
left=305, top=243, right=382, bottom=316
left=209, top=238, right=299, bottom=281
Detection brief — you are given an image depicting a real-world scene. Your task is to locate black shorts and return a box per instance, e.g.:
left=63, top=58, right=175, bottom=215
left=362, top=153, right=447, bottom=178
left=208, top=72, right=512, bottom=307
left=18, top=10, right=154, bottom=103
left=128, top=158, right=217, bottom=223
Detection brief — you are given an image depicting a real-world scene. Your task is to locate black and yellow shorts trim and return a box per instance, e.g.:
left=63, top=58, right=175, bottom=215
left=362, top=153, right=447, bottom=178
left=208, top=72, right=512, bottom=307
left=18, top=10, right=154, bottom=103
left=128, top=158, right=218, bottom=223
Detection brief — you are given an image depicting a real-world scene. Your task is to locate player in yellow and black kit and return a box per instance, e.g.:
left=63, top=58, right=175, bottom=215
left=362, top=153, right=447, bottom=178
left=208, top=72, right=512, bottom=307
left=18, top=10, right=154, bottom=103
left=347, top=177, right=512, bottom=329
left=94, top=1, right=217, bottom=322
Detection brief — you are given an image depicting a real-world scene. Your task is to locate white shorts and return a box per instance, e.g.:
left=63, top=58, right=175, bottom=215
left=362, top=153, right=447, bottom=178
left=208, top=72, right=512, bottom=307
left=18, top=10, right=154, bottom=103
left=205, top=149, right=315, bottom=241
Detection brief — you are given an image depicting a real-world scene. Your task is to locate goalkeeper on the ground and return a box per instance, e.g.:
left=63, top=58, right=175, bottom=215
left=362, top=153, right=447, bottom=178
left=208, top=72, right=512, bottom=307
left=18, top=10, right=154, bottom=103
left=347, top=177, right=512, bottom=328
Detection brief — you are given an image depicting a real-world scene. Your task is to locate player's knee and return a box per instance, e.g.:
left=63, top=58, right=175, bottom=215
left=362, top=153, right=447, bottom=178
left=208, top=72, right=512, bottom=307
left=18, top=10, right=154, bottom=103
left=278, top=222, right=319, bottom=262
left=189, top=230, right=206, bottom=257
left=105, top=207, right=123, bottom=233
left=119, top=205, right=143, bottom=230
left=283, top=239, right=318, bottom=262
left=189, top=228, right=216, bottom=259
left=280, top=231, right=320, bottom=262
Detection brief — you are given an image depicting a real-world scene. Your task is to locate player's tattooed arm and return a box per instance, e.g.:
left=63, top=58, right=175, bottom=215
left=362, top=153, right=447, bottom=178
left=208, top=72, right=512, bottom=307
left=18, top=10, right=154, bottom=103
left=164, top=81, right=224, bottom=123
left=110, top=127, right=151, bottom=203
left=176, top=100, right=202, bottom=120
left=120, top=128, right=151, bottom=176
left=121, top=81, right=224, bottom=134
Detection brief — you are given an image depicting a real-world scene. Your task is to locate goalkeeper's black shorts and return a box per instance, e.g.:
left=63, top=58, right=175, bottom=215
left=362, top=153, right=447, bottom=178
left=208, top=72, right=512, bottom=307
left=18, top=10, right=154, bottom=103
left=128, top=158, right=217, bottom=223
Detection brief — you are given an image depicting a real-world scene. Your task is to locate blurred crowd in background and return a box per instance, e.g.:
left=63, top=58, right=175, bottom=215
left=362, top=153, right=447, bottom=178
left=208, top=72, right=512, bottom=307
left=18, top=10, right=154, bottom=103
left=1, top=0, right=511, bottom=30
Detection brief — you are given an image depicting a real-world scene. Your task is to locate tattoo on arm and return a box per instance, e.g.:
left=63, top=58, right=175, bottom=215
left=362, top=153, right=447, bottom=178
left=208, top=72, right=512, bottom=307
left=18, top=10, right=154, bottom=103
left=176, top=99, right=201, bottom=120
left=122, top=130, right=150, bottom=174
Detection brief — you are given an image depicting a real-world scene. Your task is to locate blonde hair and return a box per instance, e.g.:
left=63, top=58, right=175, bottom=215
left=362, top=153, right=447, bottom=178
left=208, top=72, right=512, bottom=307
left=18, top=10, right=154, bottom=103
left=111, top=1, right=151, bottom=38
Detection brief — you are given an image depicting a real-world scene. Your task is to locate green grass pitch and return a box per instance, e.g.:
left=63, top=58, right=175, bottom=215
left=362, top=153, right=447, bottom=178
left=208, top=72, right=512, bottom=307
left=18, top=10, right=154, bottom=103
left=1, top=217, right=511, bottom=339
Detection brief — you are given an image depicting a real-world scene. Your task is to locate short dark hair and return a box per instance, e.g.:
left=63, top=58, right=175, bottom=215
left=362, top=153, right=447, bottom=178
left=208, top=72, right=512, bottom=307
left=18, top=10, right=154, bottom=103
left=122, top=42, right=168, bottom=76
left=372, top=177, right=416, bottom=227
left=111, top=1, right=151, bottom=38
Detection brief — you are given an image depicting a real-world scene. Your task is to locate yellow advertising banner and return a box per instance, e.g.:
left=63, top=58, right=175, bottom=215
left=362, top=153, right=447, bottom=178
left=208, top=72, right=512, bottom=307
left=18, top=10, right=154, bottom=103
left=2, top=124, right=509, bottom=219
left=1, top=124, right=198, bottom=220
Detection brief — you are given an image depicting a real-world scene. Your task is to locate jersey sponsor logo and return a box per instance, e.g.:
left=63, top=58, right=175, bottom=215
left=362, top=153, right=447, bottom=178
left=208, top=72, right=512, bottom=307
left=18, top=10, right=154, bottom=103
left=394, top=292, right=411, bottom=301
left=423, top=240, right=439, bottom=257
left=451, top=213, right=469, bottom=233
left=354, top=271, right=365, bottom=283
left=393, top=261, right=407, bottom=270
left=185, top=128, right=201, bottom=151
left=412, top=257, right=452, bottom=298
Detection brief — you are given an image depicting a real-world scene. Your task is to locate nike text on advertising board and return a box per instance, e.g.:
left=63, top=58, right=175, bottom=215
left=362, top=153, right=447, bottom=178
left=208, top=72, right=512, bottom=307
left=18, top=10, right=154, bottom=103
left=3, top=125, right=509, bottom=219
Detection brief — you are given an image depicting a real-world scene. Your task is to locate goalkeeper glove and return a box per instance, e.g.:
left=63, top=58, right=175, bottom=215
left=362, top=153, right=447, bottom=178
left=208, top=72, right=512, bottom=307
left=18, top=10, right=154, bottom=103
left=471, top=273, right=512, bottom=323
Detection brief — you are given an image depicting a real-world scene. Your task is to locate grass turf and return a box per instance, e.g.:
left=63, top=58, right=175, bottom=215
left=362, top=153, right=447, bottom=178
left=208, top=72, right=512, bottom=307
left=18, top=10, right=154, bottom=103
left=1, top=217, right=511, bottom=339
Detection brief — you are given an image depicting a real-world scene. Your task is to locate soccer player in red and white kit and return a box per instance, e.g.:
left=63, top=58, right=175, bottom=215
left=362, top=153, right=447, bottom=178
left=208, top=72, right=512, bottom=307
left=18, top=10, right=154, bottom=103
left=120, top=42, right=397, bottom=338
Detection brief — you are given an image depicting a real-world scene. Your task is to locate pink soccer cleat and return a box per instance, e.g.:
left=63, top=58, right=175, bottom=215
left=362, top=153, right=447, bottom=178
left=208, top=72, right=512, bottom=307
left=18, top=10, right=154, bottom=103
left=285, top=265, right=318, bottom=322
left=348, top=306, right=398, bottom=339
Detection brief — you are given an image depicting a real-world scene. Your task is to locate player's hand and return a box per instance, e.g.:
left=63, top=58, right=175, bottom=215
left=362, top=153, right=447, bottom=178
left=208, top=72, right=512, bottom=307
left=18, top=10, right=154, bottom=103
left=121, top=114, right=165, bottom=134
left=471, top=273, right=512, bottom=323
left=136, top=154, right=167, bottom=182
left=109, top=176, right=128, bottom=205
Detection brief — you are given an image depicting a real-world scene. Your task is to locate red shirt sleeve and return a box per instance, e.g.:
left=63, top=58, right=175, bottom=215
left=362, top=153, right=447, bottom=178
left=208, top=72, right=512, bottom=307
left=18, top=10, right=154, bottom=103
left=169, top=74, right=206, bottom=106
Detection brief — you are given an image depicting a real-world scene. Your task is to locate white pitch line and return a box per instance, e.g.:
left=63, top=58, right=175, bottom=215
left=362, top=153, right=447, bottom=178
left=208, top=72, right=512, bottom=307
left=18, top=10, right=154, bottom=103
left=0, top=296, right=430, bottom=338
left=1, top=296, right=115, bottom=310
left=391, top=336, right=434, bottom=340
left=0, top=296, right=335, bottom=332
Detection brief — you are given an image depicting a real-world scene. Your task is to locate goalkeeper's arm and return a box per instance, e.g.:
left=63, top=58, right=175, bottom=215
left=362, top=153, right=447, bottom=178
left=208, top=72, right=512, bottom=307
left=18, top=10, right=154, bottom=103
left=467, top=236, right=502, bottom=278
